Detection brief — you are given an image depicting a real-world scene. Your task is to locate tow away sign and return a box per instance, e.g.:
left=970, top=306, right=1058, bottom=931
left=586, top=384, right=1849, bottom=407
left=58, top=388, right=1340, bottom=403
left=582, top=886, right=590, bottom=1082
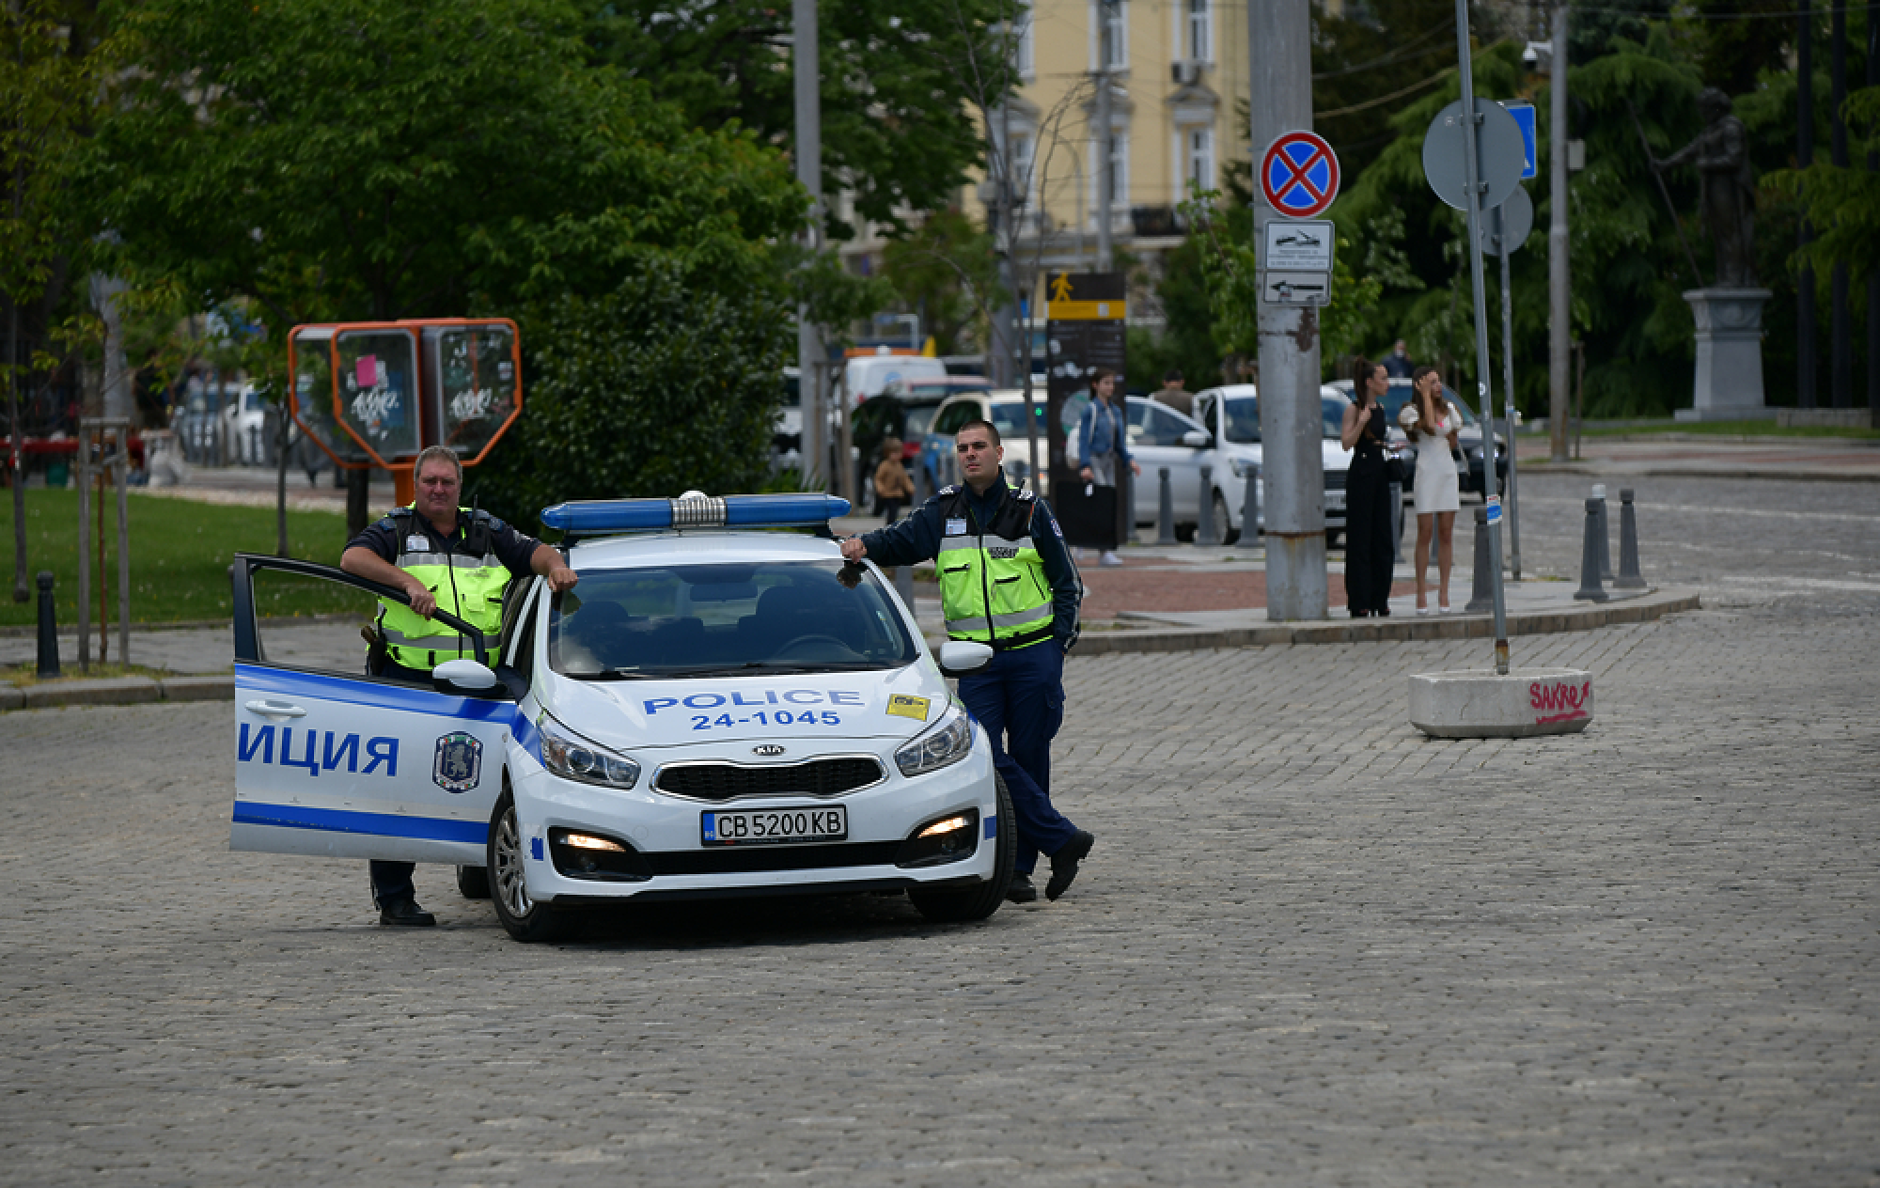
left=1262, top=219, right=1335, bottom=271
left=1262, top=271, right=1331, bottom=307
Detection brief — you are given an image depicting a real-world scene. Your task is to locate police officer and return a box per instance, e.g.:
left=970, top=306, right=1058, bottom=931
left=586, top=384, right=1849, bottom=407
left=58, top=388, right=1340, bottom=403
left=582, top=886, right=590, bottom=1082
left=840, top=418, right=1095, bottom=903
left=339, top=444, right=578, bottom=926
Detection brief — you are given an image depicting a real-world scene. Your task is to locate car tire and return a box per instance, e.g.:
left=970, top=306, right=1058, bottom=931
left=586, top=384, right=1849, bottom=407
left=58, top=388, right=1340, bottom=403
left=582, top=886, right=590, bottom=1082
left=907, top=772, right=1016, bottom=923
left=488, top=787, right=568, bottom=942
left=1211, top=491, right=1241, bottom=546
left=455, top=864, right=490, bottom=899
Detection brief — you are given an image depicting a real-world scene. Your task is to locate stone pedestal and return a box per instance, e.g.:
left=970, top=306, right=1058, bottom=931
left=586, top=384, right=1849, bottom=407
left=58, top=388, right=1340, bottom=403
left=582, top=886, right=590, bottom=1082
left=1408, top=668, right=1593, bottom=739
left=1676, top=288, right=1775, bottom=422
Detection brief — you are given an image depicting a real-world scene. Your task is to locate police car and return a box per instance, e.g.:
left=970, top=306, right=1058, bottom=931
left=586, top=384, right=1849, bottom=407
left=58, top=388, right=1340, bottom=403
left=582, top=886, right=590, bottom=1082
left=230, top=493, right=1014, bottom=941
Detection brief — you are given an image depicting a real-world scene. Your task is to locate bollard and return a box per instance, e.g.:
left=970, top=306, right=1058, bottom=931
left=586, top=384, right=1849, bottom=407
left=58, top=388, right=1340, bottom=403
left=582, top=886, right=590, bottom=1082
left=1591, top=483, right=1613, bottom=582
left=35, top=571, right=61, bottom=678
left=1464, top=507, right=1494, bottom=613
left=1241, top=466, right=1261, bottom=546
left=1388, top=480, right=1403, bottom=564
left=1573, top=498, right=1610, bottom=602
left=1615, top=488, right=1647, bottom=590
left=893, top=561, right=916, bottom=613
left=1155, top=467, right=1176, bottom=546
left=1195, top=465, right=1218, bottom=546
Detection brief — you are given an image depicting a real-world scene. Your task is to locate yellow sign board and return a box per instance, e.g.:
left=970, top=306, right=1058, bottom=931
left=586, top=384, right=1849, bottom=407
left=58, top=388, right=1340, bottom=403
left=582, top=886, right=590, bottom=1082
left=1044, top=272, right=1128, bottom=321
left=886, top=694, right=931, bottom=721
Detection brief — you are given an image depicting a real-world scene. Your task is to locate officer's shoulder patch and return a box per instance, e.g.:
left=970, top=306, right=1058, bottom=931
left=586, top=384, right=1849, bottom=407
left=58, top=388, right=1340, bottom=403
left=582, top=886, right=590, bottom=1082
left=386, top=507, right=414, bottom=520
left=1013, top=487, right=1036, bottom=502
left=939, top=484, right=960, bottom=497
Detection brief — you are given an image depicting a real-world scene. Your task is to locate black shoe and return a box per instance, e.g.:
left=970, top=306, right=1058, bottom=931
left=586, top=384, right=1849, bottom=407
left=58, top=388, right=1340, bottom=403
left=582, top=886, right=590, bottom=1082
left=1046, top=830, right=1095, bottom=901
left=1006, top=873, right=1038, bottom=904
left=1377, top=606, right=1391, bottom=617
left=379, top=899, right=437, bottom=927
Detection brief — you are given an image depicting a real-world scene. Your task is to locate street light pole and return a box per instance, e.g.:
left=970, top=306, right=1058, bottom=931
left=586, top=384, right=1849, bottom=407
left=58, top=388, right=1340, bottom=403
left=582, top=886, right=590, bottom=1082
left=793, top=0, right=824, bottom=489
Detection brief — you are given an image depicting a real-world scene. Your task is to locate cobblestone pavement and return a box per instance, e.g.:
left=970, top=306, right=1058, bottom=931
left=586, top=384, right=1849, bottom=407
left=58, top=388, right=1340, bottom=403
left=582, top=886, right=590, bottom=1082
left=1, top=475, right=1876, bottom=1186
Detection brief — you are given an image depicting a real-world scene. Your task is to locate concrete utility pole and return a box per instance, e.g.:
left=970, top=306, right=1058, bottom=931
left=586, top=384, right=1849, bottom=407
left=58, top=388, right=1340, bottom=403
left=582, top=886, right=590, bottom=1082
left=793, top=0, right=825, bottom=489
left=1248, top=0, right=1328, bottom=620
left=1094, top=0, right=1115, bottom=272
left=1547, top=3, right=1571, bottom=461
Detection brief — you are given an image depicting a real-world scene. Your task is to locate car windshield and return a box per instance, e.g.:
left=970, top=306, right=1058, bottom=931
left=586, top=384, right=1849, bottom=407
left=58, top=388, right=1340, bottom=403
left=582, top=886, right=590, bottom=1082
left=1221, top=396, right=1261, bottom=443
left=548, top=559, right=919, bottom=678
left=989, top=400, right=1049, bottom=437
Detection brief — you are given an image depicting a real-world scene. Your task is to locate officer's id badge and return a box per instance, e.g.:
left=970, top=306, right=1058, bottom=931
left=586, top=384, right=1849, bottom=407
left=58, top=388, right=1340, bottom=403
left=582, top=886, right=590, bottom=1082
left=886, top=694, right=931, bottom=721
left=945, top=518, right=968, bottom=536
left=406, top=534, right=429, bottom=552
left=433, top=731, right=483, bottom=793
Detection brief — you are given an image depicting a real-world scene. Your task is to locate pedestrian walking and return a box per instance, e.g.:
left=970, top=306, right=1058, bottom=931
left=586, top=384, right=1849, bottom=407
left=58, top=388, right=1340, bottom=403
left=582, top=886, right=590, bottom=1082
left=1154, top=368, right=1193, bottom=417
left=840, top=418, right=1095, bottom=903
left=1404, top=366, right=1460, bottom=614
left=873, top=436, right=914, bottom=523
left=1339, top=358, right=1395, bottom=617
left=1074, top=368, right=1138, bottom=568
left=338, top=444, right=579, bottom=926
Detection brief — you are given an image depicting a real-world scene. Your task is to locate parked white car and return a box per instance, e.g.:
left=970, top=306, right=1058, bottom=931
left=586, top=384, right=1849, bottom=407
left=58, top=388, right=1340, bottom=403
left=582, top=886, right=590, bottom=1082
left=1189, top=384, right=1354, bottom=545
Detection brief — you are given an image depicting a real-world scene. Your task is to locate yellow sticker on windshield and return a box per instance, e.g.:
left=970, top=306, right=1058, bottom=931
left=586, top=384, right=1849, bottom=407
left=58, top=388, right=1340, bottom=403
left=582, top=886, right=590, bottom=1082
left=887, top=694, right=931, bottom=721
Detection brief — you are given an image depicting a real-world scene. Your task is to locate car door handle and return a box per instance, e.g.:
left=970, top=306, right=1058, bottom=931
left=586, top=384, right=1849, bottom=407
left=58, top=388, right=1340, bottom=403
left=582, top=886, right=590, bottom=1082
left=244, top=699, right=307, bottom=720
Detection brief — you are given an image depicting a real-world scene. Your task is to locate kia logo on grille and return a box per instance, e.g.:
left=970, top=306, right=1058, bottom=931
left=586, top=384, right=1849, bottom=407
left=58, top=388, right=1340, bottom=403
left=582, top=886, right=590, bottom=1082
left=752, top=744, right=786, bottom=757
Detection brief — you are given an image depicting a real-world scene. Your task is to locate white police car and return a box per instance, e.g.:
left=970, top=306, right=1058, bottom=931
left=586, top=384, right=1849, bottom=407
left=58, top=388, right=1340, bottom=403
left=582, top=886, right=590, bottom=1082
left=230, top=493, right=1013, bottom=941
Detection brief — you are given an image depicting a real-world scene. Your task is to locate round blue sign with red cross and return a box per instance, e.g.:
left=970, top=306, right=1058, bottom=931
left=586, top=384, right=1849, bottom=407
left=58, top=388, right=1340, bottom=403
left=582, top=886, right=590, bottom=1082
left=1259, top=130, right=1341, bottom=219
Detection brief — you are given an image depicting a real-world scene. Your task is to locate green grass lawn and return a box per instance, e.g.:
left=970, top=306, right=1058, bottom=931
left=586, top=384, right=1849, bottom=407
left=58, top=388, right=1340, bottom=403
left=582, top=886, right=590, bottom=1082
left=0, top=490, right=358, bottom=628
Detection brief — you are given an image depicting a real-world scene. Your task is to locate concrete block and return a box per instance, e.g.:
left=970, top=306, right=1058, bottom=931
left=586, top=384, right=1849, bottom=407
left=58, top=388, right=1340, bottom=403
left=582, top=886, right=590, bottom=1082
left=159, top=675, right=236, bottom=702
left=1409, top=667, right=1593, bottom=739
left=22, top=677, right=162, bottom=709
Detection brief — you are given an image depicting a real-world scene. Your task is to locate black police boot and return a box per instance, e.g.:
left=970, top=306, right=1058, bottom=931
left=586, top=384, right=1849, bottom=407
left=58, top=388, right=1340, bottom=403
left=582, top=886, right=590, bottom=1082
left=1006, top=873, right=1039, bottom=904
left=1045, top=830, right=1095, bottom=901
left=379, top=899, right=437, bottom=927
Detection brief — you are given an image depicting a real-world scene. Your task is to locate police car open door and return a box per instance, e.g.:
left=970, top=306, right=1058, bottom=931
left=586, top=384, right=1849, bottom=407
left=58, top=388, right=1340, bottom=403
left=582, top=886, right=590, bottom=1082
left=230, top=554, right=519, bottom=865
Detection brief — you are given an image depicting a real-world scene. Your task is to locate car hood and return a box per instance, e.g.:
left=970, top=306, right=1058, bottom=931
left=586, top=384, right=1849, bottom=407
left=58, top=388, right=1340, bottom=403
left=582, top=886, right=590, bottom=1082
left=538, top=664, right=957, bottom=754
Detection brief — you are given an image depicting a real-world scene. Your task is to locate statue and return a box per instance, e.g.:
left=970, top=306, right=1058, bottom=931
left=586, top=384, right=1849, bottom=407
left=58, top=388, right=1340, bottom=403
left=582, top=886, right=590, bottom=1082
left=1653, top=88, right=1757, bottom=288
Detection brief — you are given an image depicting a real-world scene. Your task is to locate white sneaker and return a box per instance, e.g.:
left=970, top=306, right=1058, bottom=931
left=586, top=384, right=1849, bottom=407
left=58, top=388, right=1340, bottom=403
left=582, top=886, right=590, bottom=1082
left=1099, top=550, right=1124, bottom=567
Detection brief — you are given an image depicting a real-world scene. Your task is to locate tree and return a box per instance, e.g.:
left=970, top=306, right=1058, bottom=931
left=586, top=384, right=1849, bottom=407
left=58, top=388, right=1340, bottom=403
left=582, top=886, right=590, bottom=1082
left=576, top=0, right=1006, bottom=240
left=77, top=0, right=806, bottom=531
left=881, top=208, right=998, bottom=357
left=3, top=0, right=98, bottom=601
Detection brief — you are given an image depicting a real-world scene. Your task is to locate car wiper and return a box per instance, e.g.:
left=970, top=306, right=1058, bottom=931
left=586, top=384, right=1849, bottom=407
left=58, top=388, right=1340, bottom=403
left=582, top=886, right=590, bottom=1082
left=567, top=669, right=656, bottom=681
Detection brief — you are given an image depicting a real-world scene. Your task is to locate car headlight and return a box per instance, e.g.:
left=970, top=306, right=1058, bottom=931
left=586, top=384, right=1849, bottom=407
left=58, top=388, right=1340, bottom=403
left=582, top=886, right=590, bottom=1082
left=538, top=714, right=640, bottom=789
left=895, top=703, right=975, bottom=777
left=1229, top=457, right=1256, bottom=479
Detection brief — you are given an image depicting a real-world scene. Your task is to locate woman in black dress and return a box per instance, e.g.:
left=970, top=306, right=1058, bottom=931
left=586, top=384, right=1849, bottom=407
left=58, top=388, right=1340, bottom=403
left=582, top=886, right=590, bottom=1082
left=1339, top=358, right=1396, bottom=617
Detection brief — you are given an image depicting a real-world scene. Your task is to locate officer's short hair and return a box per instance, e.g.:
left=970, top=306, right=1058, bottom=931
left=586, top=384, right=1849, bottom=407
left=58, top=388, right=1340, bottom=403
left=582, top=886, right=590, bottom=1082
left=414, top=444, right=463, bottom=485
left=957, top=418, right=1001, bottom=448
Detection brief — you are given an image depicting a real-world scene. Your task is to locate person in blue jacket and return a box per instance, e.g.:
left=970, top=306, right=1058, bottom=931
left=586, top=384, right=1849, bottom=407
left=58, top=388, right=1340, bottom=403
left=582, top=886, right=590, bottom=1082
left=1074, top=368, right=1138, bottom=567
left=840, top=418, right=1095, bottom=903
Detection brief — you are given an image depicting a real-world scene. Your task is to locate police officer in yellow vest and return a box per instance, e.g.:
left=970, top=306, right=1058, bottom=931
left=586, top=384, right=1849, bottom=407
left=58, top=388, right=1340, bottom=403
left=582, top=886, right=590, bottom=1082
left=340, top=444, right=578, bottom=926
left=842, top=418, right=1095, bottom=903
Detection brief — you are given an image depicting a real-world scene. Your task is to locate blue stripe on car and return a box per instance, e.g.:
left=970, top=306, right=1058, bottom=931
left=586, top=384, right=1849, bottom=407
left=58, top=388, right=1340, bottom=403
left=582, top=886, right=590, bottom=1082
left=235, top=663, right=518, bottom=723
left=233, top=801, right=486, bottom=845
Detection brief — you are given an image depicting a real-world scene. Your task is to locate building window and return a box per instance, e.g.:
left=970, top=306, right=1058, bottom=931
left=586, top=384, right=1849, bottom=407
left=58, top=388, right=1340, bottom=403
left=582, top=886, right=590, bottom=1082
left=1187, top=126, right=1214, bottom=191
left=1186, top=0, right=1211, bottom=62
left=1092, top=127, right=1129, bottom=214
left=1014, top=1, right=1034, bottom=77
left=1093, top=0, right=1128, bottom=70
left=1011, top=133, right=1035, bottom=206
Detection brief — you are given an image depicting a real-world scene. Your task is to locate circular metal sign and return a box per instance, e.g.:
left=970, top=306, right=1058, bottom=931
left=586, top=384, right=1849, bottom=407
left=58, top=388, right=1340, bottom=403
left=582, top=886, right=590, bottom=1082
left=1477, top=185, right=1535, bottom=255
left=1259, top=130, right=1341, bottom=219
left=1422, top=98, right=1527, bottom=212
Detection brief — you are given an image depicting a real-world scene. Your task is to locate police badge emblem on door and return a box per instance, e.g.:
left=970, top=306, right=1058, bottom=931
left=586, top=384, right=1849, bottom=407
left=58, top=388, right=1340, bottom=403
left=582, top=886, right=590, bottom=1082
left=433, top=731, right=484, bottom=793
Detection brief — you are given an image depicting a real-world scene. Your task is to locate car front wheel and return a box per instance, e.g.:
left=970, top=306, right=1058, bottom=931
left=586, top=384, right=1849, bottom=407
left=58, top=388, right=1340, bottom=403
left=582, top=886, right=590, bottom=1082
left=488, top=789, right=568, bottom=942
left=1211, top=491, right=1241, bottom=546
left=908, top=773, right=1016, bottom=923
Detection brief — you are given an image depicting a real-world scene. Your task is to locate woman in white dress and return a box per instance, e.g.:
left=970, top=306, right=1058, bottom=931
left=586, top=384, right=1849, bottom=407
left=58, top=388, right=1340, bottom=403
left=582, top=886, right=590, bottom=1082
left=1407, top=366, right=1461, bottom=613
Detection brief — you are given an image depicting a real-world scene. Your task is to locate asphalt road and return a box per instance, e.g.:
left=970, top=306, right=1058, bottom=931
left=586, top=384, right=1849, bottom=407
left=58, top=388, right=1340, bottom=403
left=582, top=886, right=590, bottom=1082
left=2, top=473, right=1876, bottom=1186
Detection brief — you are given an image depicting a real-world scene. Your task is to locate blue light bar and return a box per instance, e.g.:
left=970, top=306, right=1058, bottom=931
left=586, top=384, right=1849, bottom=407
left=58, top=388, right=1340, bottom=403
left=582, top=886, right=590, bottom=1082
left=540, top=494, right=852, bottom=536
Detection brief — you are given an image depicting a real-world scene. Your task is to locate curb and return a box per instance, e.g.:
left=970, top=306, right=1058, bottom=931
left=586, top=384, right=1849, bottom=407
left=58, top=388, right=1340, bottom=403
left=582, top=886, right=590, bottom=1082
left=3, top=674, right=234, bottom=713
left=1074, top=588, right=1700, bottom=655
left=1518, top=462, right=1880, bottom=484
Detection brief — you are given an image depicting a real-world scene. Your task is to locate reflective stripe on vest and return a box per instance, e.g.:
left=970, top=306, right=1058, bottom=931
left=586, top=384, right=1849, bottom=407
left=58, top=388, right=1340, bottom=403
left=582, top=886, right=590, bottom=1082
left=933, top=489, right=1053, bottom=648
left=377, top=506, right=510, bottom=671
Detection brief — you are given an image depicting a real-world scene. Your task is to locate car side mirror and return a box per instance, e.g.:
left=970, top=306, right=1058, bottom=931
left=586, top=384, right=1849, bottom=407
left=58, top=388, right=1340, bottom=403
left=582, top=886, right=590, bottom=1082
left=1181, top=429, right=1210, bottom=449
left=433, top=657, right=500, bottom=694
left=936, top=640, right=993, bottom=678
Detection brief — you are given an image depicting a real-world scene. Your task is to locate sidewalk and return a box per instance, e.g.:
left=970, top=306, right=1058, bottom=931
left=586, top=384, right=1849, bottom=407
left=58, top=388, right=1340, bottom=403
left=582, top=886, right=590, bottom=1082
left=1514, top=432, right=1880, bottom=482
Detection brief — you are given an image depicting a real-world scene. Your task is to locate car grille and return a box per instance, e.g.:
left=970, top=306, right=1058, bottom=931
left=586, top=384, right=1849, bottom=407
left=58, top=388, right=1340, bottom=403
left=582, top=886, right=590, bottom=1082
left=1324, top=470, right=1348, bottom=491
left=646, top=841, right=903, bottom=876
left=654, top=757, right=885, bottom=801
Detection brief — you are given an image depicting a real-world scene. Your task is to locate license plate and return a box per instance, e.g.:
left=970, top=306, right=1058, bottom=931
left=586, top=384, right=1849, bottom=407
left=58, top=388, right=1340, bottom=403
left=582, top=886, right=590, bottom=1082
left=702, top=805, right=848, bottom=846
left=1325, top=491, right=1346, bottom=511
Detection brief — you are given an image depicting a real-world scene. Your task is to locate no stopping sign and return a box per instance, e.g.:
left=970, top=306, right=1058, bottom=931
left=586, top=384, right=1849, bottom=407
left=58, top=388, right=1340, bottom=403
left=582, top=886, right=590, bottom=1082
left=1259, top=130, right=1341, bottom=219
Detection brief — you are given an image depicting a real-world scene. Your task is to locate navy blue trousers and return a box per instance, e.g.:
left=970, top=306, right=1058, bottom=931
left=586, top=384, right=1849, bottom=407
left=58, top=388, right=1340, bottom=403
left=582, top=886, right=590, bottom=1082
left=957, top=641, right=1077, bottom=875
left=370, top=861, right=416, bottom=907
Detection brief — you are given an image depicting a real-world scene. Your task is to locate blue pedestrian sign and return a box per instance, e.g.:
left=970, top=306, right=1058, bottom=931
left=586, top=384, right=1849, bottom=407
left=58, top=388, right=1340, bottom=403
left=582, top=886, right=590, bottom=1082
left=1502, top=101, right=1537, bottom=180
left=1259, top=130, right=1341, bottom=219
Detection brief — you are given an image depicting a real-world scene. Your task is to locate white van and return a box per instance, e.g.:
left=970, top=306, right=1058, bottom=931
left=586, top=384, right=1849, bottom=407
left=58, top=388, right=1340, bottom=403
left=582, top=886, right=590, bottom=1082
left=843, top=351, right=947, bottom=407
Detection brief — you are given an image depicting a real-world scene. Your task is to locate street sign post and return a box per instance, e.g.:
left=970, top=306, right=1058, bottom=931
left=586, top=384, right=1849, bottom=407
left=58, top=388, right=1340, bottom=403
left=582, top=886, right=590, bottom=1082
left=1259, top=131, right=1341, bottom=220
left=1421, top=98, right=1527, bottom=213
left=1478, top=185, right=1534, bottom=583
left=1262, top=271, right=1332, bottom=306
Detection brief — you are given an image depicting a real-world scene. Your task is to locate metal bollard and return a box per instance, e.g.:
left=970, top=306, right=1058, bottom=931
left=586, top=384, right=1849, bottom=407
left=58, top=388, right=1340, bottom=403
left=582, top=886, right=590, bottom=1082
left=1591, top=483, right=1613, bottom=582
left=1388, top=481, right=1403, bottom=564
left=1615, top=488, right=1647, bottom=590
left=1573, top=498, right=1610, bottom=602
left=1464, top=507, right=1494, bottom=613
left=1155, top=468, right=1176, bottom=546
left=893, top=561, right=916, bottom=613
left=1241, top=466, right=1261, bottom=546
left=35, top=571, right=61, bottom=678
left=1195, top=465, right=1218, bottom=546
